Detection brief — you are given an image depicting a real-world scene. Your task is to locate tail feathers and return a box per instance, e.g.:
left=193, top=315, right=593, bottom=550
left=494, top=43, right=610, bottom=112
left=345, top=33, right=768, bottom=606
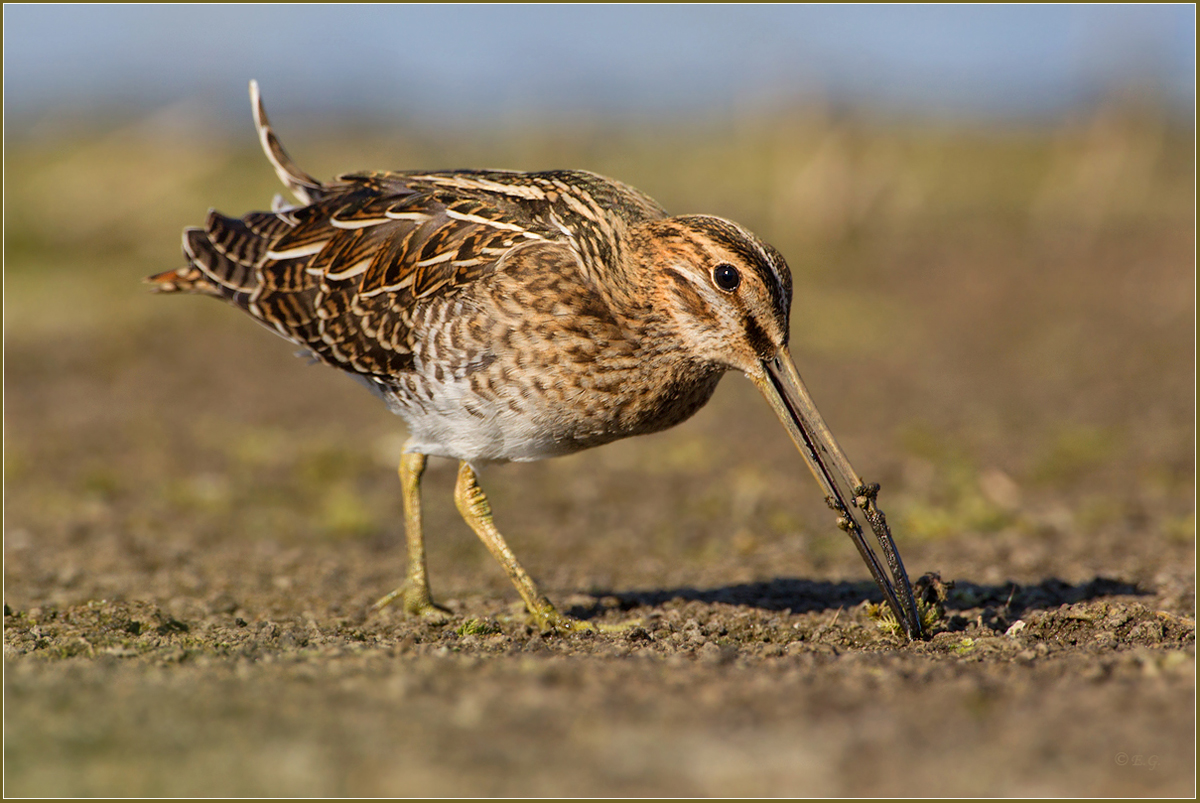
left=250, top=79, right=325, bottom=206
left=144, top=264, right=224, bottom=296
left=146, top=218, right=262, bottom=307
left=150, top=81, right=321, bottom=299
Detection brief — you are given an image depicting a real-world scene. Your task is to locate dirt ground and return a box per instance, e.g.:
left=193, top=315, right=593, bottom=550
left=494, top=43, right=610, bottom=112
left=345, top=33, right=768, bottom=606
left=4, top=105, right=1195, bottom=796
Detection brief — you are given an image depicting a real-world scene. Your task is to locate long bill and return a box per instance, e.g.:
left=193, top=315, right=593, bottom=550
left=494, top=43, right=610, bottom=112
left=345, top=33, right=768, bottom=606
left=750, top=346, right=924, bottom=640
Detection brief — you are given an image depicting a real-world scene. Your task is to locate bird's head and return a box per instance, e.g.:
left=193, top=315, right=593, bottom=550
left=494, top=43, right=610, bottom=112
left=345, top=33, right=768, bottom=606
left=633, top=213, right=925, bottom=640
left=639, top=214, right=792, bottom=376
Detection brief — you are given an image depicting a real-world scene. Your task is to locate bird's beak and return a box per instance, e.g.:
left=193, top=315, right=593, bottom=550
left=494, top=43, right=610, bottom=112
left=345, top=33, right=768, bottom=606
left=750, top=346, right=924, bottom=640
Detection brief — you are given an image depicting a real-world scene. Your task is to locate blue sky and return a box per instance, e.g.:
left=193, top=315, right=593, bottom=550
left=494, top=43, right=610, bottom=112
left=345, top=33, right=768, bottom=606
left=4, top=4, right=1195, bottom=126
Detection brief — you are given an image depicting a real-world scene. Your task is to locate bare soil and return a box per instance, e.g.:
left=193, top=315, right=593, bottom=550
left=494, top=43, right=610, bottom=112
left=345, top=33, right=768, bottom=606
left=4, top=110, right=1195, bottom=796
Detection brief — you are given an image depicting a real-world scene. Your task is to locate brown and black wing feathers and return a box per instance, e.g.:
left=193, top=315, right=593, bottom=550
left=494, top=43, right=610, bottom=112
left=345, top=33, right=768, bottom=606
left=148, top=82, right=669, bottom=385
left=150, top=176, right=556, bottom=380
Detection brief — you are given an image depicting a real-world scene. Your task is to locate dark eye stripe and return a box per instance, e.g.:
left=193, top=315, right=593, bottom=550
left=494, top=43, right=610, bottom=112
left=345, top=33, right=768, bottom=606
left=742, top=315, right=774, bottom=358
left=666, top=269, right=709, bottom=317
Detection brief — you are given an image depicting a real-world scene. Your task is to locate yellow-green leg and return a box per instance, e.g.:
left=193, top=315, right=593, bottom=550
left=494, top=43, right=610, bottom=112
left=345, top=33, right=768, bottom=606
left=453, top=460, right=593, bottom=634
left=371, top=451, right=450, bottom=618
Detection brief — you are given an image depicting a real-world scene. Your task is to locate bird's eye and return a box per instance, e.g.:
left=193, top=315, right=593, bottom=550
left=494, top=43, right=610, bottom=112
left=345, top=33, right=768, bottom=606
left=713, top=263, right=741, bottom=291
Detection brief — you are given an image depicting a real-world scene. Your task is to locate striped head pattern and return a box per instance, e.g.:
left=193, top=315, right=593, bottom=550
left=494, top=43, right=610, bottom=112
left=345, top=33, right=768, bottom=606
left=636, top=214, right=794, bottom=375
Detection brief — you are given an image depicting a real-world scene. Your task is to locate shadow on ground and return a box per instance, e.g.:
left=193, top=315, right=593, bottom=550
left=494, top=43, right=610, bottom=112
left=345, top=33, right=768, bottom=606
left=580, top=574, right=1145, bottom=622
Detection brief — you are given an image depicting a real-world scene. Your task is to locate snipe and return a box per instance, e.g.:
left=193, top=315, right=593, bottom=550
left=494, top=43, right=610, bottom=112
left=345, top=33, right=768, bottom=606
left=149, top=82, right=925, bottom=639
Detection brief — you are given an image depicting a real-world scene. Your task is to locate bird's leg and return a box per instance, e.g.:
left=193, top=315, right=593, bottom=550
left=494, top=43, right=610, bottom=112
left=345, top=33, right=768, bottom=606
left=454, top=461, right=593, bottom=634
left=371, top=451, right=450, bottom=617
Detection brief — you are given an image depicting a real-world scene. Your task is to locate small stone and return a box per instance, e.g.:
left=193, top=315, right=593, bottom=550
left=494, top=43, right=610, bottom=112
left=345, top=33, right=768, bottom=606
left=1129, top=620, right=1164, bottom=642
left=624, top=626, right=651, bottom=642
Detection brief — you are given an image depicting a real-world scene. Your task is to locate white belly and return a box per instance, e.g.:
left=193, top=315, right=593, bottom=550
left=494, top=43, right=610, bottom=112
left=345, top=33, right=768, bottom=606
left=382, top=375, right=584, bottom=464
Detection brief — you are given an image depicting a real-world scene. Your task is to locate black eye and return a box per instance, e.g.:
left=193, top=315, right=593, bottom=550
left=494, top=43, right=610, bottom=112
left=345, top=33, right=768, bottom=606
left=713, top=263, right=740, bottom=291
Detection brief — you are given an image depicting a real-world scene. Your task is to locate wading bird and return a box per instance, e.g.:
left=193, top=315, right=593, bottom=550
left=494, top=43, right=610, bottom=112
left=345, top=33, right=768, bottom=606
left=149, top=82, right=924, bottom=639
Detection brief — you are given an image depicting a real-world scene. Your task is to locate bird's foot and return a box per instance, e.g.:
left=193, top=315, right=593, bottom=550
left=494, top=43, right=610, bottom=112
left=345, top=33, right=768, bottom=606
left=530, top=606, right=595, bottom=635
left=527, top=601, right=643, bottom=636
left=370, top=583, right=452, bottom=621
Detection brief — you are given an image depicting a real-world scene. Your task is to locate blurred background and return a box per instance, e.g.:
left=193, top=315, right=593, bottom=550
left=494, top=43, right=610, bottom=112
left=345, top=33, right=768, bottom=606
left=4, top=5, right=1196, bottom=797
left=6, top=2, right=1195, bottom=593
left=5, top=5, right=1196, bottom=124
left=6, top=0, right=1196, bottom=586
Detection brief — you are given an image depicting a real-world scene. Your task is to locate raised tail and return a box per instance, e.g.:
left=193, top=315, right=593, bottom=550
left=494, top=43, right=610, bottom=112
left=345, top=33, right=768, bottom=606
left=249, top=79, right=325, bottom=206
left=148, top=80, right=325, bottom=301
